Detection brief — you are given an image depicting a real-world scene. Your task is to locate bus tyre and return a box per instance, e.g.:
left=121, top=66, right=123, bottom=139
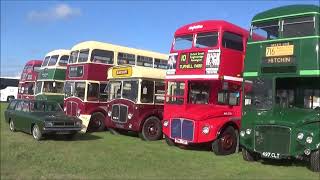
left=89, top=112, right=106, bottom=132
left=310, top=149, right=320, bottom=172
left=165, top=135, right=175, bottom=146
left=212, top=126, right=237, bottom=155
left=242, top=148, right=258, bottom=162
left=32, top=124, right=43, bottom=141
left=9, top=120, right=16, bottom=132
left=140, top=116, right=162, bottom=141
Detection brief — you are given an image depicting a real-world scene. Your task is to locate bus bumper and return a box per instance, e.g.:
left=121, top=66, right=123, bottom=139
left=78, top=114, right=92, bottom=133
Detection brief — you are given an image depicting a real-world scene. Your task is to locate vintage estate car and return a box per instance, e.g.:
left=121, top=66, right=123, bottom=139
left=4, top=99, right=82, bottom=140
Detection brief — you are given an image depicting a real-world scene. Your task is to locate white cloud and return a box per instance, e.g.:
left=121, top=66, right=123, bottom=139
left=27, top=4, right=81, bottom=22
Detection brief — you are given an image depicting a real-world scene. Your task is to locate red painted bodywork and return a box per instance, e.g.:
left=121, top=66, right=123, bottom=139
left=162, top=20, right=251, bottom=144
left=104, top=99, right=163, bottom=132
left=18, top=60, right=42, bottom=99
left=64, top=63, right=113, bottom=117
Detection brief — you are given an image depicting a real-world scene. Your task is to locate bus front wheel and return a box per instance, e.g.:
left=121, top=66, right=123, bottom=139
left=140, top=116, right=162, bottom=141
left=89, top=112, right=106, bottom=132
left=212, top=126, right=238, bottom=155
left=242, top=148, right=258, bottom=161
left=310, top=149, right=320, bottom=172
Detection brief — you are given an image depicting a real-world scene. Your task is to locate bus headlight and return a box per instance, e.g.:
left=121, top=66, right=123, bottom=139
left=202, top=126, right=210, bottom=135
left=128, top=113, right=133, bottom=120
left=64, top=107, right=66, bottom=112
left=163, top=120, right=169, bottom=127
left=246, top=129, right=252, bottom=135
left=107, top=111, right=112, bottom=117
left=45, top=121, right=53, bottom=127
left=77, top=109, right=81, bottom=117
left=297, top=132, right=304, bottom=140
left=306, top=136, right=313, bottom=144
left=75, top=121, right=82, bottom=127
left=240, top=131, right=245, bottom=137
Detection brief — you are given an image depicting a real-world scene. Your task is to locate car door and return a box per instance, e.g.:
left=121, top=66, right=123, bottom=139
left=13, top=101, right=23, bottom=130
left=20, top=101, right=33, bottom=133
left=4, top=100, right=17, bottom=123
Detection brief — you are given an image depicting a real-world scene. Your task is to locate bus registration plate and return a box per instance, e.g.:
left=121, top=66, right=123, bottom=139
left=265, top=45, right=294, bottom=57
left=174, top=138, right=188, bottom=145
left=262, top=152, right=280, bottom=159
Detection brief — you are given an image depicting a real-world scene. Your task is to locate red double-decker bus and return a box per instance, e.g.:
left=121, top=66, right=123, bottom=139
left=162, top=20, right=253, bottom=155
left=18, top=60, right=42, bottom=100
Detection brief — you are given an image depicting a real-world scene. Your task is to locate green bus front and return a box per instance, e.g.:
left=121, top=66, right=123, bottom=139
left=240, top=5, right=320, bottom=172
left=35, top=68, right=66, bottom=105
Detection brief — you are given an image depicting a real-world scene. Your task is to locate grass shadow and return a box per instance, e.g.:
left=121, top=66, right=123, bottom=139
left=44, top=133, right=102, bottom=141
left=260, top=158, right=308, bottom=168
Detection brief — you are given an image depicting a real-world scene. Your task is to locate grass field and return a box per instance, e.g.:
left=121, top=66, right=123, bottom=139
left=0, top=103, right=319, bottom=180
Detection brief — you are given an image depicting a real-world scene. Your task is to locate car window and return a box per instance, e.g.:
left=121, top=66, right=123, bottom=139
left=8, top=100, right=18, bottom=110
left=22, top=101, right=30, bottom=112
left=15, top=101, right=23, bottom=111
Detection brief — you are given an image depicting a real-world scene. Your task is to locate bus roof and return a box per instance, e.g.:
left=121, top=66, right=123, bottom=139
left=174, top=20, right=249, bottom=37
left=45, top=49, right=70, bottom=57
left=25, top=60, right=42, bottom=66
left=71, top=41, right=168, bottom=60
left=108, top=65, right=166, bottom=80
left=252, top=4, right=319, bottom=23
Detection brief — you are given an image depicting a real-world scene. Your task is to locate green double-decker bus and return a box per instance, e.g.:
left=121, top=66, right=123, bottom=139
left=35, top=49, right=70, bottom=105
left=240, top=5, right=319, bottom=172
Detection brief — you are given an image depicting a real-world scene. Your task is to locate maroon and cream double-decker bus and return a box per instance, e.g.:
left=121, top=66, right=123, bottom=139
left=64, top=41, right=167, bottom=132
left=18, top=60, right=42, bottom=100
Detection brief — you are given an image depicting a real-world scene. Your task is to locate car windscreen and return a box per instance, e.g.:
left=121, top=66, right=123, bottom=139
left=30, top=101, right=63, bottom=112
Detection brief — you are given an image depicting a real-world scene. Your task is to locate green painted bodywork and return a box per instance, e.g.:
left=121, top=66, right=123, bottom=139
left=4, top=99, right=81, bottom=136
left=241, top=5, right=320, bottom=159
left=36, top=68, right=66, bottom=104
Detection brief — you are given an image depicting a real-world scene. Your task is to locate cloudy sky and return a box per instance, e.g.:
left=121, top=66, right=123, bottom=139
left=1, top=0, right=318, bottom=77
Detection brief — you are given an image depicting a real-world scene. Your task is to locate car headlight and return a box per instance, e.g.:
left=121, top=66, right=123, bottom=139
left=75, top=121, right=82, bottom=127
left=297, top=132, right=304, bottom=140
left=107, top=111, right=112, bottom=117
left=306, top=136, right=313, bottom=144
left=202, top=126, right=210, bottom=135
left=246, top=129, right=252, bottom=135
left=128, top=113, right=133, bottom=120
left=240, top=131, right=245, bottom=137
left=163, top=120, right=169, bottom=127
left=45, top=121, right=53, bottom=127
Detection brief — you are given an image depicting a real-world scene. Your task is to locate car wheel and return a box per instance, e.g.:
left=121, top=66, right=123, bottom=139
left=140, top=116, right=162, bottom=141
left=32, top=124, right=43, bottom=141
left=9, top=120, right=16, bottom=132
left=242, top=148, right=258, bottom=161
left=109, top=128, right=120, bottom=135
left=88, top=112, right=105, bottom=132
left=7, top=96, right=14, bottom=102
left=310, top=149, right=320, bottom=172
left=212, top=126, right=238, bottom=155
left=165, top=135, right=175, bottom=146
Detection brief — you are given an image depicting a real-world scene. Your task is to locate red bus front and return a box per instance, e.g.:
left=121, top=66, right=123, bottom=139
left=18, top=60, right=42, bottom=99
left=162, top=20, right=249, bottom=155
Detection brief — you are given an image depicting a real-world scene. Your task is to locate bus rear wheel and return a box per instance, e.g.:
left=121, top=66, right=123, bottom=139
left=212, top=126, right=238, bottom=155
left=7, top=96, right=14, bottom=102
left=310, top=149, right=320, bottom=172
left=140, top=116, right=162, bottom=141
left=89, top=112, right=106, bottom=132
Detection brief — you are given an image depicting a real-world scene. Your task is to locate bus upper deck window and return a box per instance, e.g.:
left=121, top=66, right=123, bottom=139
left=48, top=55, right=59, bottom=66
left=69, top=51, right=79, bottom=64
left=283, top=16, right=315, bottom=38
left=91, top=49, right=114, bottom=64
left=59, top=55, right=69, bottom=66
left=174, top=35, right=193, bottom=50
left=252, top=21, right=279, bottom=41
left=195, top=32, right=218, bottom=48
left=78, top=50, right=89, bottom=63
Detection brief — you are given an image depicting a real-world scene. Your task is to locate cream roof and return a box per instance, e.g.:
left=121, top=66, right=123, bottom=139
left=45, top=49, right=70, bottom=57
left=71, top=41, right=168, bottom=60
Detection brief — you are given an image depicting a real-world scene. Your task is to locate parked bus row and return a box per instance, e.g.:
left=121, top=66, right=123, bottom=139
left=7, top=4, right=319, bottom=172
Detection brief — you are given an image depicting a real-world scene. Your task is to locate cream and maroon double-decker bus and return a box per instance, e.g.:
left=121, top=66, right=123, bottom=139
left=64, top=41, right=167, bottom=132
left=105, top=63, right=167, bottom=141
